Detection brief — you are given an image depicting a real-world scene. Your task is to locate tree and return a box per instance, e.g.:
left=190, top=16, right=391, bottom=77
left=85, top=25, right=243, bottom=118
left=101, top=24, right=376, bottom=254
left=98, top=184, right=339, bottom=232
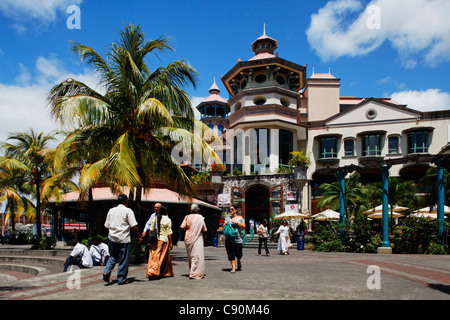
left=0, top=162, right=35, bottom=232
left=421, top=165, right=449, bottom=207
left=47, top=24, right=221, bottom=219
left=0, top=130, right=57, bottom=237
left=318, top=172, right=364, bottom=219
left=387, top=177, right=417, bottom=233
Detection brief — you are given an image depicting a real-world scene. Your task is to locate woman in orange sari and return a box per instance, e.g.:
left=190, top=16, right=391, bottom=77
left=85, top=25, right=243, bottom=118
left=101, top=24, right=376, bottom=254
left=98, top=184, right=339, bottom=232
left=180, top=204, right=207, bottom=279
left=146, top=206, right=174, bottom=279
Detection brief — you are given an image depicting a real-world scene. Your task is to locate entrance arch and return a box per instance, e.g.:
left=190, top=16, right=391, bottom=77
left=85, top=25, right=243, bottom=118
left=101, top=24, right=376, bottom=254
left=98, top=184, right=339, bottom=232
left=245, top=185, right=270, bottom=230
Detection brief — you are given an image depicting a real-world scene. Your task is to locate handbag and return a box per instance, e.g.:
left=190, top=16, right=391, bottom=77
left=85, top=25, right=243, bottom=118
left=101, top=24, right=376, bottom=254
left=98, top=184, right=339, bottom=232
left=223, top=222, right=237, bottom=241
left=148, top=228, right=158, bottom=244
left=148, top=217, right=159, bottom=244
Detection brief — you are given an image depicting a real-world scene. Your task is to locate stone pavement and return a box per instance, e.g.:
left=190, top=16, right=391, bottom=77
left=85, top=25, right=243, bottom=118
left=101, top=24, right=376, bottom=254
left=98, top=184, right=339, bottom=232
left=1, top=244, right=450, bottom=304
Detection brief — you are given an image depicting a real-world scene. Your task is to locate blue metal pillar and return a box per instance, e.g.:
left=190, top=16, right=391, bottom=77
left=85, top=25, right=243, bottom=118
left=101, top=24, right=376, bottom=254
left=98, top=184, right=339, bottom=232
left=336, top=169, right=347, bottom=241
left=381, top=162, right=391, bottom=248
left=436, top=157, right=445, bottom=244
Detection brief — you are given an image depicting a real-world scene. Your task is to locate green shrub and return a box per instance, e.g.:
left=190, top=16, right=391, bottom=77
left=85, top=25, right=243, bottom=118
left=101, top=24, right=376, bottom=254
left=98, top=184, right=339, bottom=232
left=29, top=235, right=56, bottom=250
left=310, top=222, right=343, bottom=252
left=393, top=217, right=449, bottom=254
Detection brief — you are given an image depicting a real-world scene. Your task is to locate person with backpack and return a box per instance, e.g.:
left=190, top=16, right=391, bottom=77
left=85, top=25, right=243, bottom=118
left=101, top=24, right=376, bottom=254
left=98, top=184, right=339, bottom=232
left=222, top=205, right=245, bottom=274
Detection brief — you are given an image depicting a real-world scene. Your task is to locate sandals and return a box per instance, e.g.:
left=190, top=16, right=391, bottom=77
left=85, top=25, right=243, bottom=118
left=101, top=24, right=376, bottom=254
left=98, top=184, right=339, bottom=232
left=230, top=269, right=236, bottom=274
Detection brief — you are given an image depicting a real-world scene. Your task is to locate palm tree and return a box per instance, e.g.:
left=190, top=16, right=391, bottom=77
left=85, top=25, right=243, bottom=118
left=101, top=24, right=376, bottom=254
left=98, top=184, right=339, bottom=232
left=318, top=172, right=365, bottom=219
left=387, top=177, right=417, bottom=233
left=47, top=24, right=221, bottom=218
left=421, top=166, right=449, bottom=207
left=0, top=130, right=57, bottom=237
left=0, top=162, right=35, bottom=232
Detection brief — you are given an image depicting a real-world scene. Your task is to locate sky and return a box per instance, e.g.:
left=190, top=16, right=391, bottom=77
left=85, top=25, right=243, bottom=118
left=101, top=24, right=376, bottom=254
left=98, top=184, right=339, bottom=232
left=0, top=0, right=449, bottom=145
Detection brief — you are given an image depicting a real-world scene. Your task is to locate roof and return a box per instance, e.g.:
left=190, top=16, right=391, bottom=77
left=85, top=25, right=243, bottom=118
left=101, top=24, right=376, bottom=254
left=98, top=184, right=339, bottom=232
left=59, top=187, right=220, bottom=210
left=249, top=52, right=276, bottom=61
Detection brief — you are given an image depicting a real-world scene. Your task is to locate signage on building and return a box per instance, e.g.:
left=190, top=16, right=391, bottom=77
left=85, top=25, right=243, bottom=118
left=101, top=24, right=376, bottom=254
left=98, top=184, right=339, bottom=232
left=286, top=190, right=297, bottom=201
left=217, top=194, right=231, bottom=207
left=285, top=204, right=298, bottom=212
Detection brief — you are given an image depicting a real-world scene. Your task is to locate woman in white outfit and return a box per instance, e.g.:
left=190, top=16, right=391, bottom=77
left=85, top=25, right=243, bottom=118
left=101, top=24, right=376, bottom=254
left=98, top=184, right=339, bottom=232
left=275, top=220, right=291, bottom=255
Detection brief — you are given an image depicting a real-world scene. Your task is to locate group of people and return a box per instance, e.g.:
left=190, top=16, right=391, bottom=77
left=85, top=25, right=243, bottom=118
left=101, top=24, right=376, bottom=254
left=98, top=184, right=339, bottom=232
left=99, top=194, right=208, bottom=285
left=63, top=236, right=109, bottom=272
left=65, top=194, right=301, bottom=284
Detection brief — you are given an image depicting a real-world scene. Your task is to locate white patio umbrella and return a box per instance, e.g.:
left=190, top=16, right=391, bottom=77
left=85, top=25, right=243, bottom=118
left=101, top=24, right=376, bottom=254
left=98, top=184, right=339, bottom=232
left=274, top=212, right=310, bottom=220
left=410, top=212, right=443, bottom=220
left=363, top=204, right=409, bottom=215
left=411, top=206, right=450, bottom=220
left=368, top=212, right=405, bottom=219
left=311, top=209, right=340, bottom=221
left=415, top=205, right=450, bottom=215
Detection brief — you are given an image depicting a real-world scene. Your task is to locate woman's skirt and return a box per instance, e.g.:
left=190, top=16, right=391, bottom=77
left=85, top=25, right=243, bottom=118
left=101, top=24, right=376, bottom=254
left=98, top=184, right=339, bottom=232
left=186, top=238, right=205, bottom=279
left=146, top=240, right=174, bottom=279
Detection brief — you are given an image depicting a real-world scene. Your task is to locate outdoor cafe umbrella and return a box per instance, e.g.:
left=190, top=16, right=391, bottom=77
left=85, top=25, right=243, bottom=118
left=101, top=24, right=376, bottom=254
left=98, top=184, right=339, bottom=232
left=274, top=212, right=310, bottom=220
left=311, top=209, right=340, bottom=221
left=368, top=212, right=405, bottom=219
left=415, top=205, right=450, bottom=214
left=363, top=204, right=409, bottom=215
left=412, top=205, right=450, bottom=220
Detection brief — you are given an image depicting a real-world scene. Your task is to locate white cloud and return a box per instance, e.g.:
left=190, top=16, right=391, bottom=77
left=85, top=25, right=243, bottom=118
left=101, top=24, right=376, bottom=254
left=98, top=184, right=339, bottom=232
left=0, top=0, right=82, bottom=33
left=306, top=0, right=450, bottom=68
left=0, top=56, right=100, bottom=145
left=0, top=0, right=82, bottom=21
left=391, top=89, right=450, bottom=112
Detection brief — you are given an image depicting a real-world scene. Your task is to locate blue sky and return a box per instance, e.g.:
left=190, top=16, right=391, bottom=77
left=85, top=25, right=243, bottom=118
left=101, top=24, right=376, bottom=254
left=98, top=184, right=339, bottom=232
left=0, top=0, right=449, bottom=143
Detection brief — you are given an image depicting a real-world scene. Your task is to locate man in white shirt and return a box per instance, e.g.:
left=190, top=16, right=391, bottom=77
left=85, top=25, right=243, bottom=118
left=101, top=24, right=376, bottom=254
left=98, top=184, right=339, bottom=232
left=103, top=194, right=142, bottom=285
left=63, top=242, right=93, bottom=272
left=142, top=202, right=161, bottom=237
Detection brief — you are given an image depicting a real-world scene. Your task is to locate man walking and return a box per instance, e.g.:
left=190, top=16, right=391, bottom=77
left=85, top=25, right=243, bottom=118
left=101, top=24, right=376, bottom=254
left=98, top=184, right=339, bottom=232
left=103, top=194, right=142, bottom=285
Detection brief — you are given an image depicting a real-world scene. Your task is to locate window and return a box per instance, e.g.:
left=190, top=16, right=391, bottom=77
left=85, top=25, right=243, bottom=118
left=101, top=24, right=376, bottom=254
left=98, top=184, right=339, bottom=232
left=279, top=130, right=293, bottom=165
left=253, top=95, right=266, bottom=106
left=408, top=131, right=428, bottom=154
left=344, top=139, right=355, bottom=156
left=250, top=128, right=270, bottom=173
left=362, top=134, right=381, bottom=156
left=319, top=137, right=337, bottom=158
left=388, top=136, right=399, bottom=154
left=233, top=134, right=242, bottom=172
left=255, top=74, right=266, bottom=83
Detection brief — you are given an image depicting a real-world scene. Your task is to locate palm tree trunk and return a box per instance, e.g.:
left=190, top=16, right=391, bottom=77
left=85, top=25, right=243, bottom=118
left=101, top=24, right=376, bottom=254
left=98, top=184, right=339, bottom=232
left=88, top=187, right=94, bottom=237
left=10, top=203, right=15, bottom=232
left=36, top=181, right=42, bottom=237
left=135, top=186, right=142, bottom=226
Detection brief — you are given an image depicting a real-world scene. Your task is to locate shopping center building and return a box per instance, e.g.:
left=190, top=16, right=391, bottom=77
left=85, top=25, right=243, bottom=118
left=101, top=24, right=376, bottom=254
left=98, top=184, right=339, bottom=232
left=194, top=29, right=450, bottom=226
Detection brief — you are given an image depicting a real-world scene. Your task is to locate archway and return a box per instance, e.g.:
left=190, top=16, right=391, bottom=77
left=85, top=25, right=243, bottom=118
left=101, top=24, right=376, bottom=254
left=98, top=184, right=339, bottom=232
left=244, top=185, right=270, bottom=232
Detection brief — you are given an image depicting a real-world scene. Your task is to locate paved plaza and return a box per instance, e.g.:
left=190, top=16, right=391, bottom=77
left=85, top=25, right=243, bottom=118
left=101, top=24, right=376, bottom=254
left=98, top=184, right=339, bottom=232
left=1, top=244, right=449, bottom=303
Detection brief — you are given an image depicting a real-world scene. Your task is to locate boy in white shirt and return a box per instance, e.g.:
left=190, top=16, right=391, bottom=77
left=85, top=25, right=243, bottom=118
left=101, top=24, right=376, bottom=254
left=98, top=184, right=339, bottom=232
left=89, top=237, right=110, bottom=266
left=63, top=242, right=93, bottom=271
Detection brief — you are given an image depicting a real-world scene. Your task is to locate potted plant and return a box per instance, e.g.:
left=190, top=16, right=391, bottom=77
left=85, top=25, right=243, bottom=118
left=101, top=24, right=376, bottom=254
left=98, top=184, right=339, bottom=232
left=288, top=151, right=311, bottom=168
left=209, top=162, right=225, bottom=183
left=288, top=151, right=310, bottom=182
